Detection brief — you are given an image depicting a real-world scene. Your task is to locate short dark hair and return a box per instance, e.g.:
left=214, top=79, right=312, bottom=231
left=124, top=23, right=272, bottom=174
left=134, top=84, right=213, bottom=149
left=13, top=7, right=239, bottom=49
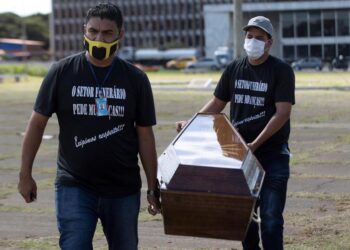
left=85, top=3, right=123, bottom=31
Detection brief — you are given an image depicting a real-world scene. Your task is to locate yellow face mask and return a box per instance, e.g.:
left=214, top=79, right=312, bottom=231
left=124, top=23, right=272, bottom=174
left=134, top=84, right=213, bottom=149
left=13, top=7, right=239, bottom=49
left=84, top=36, right=119, bottom=60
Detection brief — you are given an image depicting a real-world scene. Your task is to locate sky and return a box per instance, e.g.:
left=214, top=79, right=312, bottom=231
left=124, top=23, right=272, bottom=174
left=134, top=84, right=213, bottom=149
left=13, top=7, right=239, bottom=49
left=0, top=0, right=51, bottom=16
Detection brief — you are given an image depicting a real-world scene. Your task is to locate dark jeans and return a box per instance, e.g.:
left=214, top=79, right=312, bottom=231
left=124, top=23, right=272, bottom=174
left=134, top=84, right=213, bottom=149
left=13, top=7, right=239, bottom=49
left=55, top=185, right=140, bottom=250
left=242, top=144, right=290, bottom=250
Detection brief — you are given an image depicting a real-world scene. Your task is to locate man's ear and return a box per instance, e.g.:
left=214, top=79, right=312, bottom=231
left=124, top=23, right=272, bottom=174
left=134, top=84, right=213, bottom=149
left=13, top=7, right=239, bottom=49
left=118, top=29, right=125, bottom=40
left=267, top=38, right=273, bottom=48
left=83, top=24, right=87, bottom=34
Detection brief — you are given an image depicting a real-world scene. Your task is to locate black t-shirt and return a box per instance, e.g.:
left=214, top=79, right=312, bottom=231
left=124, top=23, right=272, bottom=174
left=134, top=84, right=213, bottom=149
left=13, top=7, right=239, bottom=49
left=214, top=55, right=295, bottom=154
left=34, top=52, right=156, bottom=197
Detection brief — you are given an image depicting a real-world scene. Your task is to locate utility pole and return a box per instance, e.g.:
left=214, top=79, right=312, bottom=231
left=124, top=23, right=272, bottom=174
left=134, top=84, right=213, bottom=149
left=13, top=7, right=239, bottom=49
left=233, top=0, right=243, bottom=59
left=20, top=0, right=28, bottom=77
left=21, top=17, right=28, bottom=75
left=49, top=0, right=55, bottom=61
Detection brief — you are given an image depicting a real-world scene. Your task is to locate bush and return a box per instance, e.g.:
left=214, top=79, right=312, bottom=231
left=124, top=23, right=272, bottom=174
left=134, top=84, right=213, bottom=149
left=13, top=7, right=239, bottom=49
left=26, top=65, right=49, bottom=76
left=0, top=64, right=48, bottom=77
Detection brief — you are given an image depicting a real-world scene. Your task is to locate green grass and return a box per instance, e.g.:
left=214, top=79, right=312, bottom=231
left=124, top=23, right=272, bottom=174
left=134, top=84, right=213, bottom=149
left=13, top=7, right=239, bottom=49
left=147, top=70, right=350, bottom=88
left=295, top=71, right=350, bottom=87
left=0, top=204, right=55, bottom=213
left=0, top=64, right=49, bottom=77
left=288, top=192, right=350, bottom=201
left=138, top=207, right=163, bottom=222
left=0, top=237, right=59, bottom=250
left=1, top=71, right=350, bottom=88
left=0, top=184, right=17, bottom=199
left=0, top=71, right=349, bottom=249
left=291, top=90, right=350, bottom=124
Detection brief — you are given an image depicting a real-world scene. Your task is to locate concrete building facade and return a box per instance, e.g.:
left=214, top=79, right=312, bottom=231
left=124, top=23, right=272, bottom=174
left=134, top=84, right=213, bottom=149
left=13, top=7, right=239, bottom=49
left=204, top=1, right=350, bottom=62
left=52, top=0, right=229, bottom=59
left=51, top=0, right=350, bottom=62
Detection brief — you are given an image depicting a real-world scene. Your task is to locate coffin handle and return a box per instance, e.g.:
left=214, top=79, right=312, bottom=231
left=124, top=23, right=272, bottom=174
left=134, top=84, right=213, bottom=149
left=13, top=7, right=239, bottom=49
left=252, top=212, right=261, bottom=224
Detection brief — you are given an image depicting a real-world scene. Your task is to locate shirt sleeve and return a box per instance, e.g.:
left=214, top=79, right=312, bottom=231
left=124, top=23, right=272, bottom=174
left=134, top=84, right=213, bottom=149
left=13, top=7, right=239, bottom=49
left=33, top=62, right=60, bottom=117
left=214, top=63, right=233, bottom=102
left=274, top=62, right=295, bottom=105
left=135, top=72, right=156, bottom=126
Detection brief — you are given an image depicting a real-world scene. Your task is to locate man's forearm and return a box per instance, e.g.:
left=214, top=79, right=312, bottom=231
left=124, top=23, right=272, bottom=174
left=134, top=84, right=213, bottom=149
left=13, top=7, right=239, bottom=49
left=251, top=115, right=288, bottom=149
left=199, top=97, right=227, bottom=113
left=250, top=103, right=291, bottom=151
left=139, top=148, right=158, bottom=189
left=20, top=112, right=48, bottom=177
left=137, top=127, right=158, bottom=190
left=21, top=125, right=45, bottom=177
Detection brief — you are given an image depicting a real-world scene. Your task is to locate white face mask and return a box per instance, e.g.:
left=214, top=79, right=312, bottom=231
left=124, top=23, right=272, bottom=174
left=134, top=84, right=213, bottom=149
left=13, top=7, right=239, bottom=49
left=244, top=38, right=266, bottom=60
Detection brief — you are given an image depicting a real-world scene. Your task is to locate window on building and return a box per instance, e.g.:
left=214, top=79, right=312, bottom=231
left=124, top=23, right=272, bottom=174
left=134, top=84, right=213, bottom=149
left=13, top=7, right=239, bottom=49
left=309, top=11, right=321, bottom=37
left=324, top=44, right=336, bottom=61
left=166, top=35, right=172, bottom=44
left=124, top=22, right=128, bottom=32
left=159, top=20, right=165, bottom=30
left=195, top=19, right=201, bottom=29
left=54, top=8, right=60, bottom=19
left=297, top=45, right=308, bottom=58
left=187, top=3, right=194, bottom=13
left=188, top=36, right=193, bottom=47
left=153, top=20, right=158, bottom=30
left=195, top=35, right=201, bottom=45
left=283, top=45, right=295, bottom=62
left=338, top=44, right=350, bottom=58
left=337, top=11, right=350, bottom=36
left=61, top=24, right=66, bottom=35
left=131, top=37, right=135, bottom=47
left=310, top=45, right=322, bottom=58
left=323, top=11, right=335, bottom=36
left=138, top=22, right=143, bottom=32
left=160, top=3, right=166, bottom=15
left=181, top=20, right=186, bottom=30
left=296, top=12, right=308, bottom=37
left=282, top=13, right=294, bottom=38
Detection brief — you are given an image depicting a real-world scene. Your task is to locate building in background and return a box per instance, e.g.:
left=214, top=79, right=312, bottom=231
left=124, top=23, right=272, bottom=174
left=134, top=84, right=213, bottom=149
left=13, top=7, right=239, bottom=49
left=52, top=0, right=218, bottom=59
left=51, top=0, right=350, bottom=63
left=0, top=38, right=48, bottom=60
left=204, top=0, right=350, bottom=62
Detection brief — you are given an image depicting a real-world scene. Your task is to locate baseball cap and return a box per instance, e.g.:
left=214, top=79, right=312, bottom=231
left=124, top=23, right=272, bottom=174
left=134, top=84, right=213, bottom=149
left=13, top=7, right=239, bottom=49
left=243, top=16, right=273, bottom=37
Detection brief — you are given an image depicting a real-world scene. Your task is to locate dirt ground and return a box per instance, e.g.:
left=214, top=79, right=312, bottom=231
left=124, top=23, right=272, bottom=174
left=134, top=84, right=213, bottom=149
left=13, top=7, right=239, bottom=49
left=0, top=80, right=349, bottom=249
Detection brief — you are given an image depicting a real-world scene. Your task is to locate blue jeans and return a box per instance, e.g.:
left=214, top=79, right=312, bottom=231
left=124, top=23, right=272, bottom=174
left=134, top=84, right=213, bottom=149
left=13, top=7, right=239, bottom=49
left=242, top=144, right=290, bottom=250
left=55, top=185, right=140, bottom=250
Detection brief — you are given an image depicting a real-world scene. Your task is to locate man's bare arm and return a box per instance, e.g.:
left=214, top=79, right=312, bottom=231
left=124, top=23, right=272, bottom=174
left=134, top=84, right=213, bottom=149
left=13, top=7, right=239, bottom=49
left=18, top=111, right=49, bottom=203
left=176, top=97, right=227, bottom=132
left=136, top=125, right=161, bottom=215
left=248, top=102, right=292, bottom=152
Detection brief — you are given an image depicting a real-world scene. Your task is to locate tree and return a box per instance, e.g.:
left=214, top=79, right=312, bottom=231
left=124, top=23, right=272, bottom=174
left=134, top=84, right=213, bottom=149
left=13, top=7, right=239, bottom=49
left=24, top=14, right=49, bottom=49
left=0, top=12, right=22, bottom=38
left=0, top=12, right=49, bottom=48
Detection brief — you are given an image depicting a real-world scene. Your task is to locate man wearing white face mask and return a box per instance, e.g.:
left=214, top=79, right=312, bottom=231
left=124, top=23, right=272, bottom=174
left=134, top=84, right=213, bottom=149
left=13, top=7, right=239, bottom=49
left=176, top=16, right=295, bottom=250
left=18, top=3, right=161, bottom=249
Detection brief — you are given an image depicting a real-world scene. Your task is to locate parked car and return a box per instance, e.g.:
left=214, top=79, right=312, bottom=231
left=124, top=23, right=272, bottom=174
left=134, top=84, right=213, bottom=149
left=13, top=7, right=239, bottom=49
left=185, top=58, right=220, bottom=71
left=166, top=56, right=196, bottom=69
left=291, top=57, right=323, bottom=71
left=330, top=55, right=348, bottom=71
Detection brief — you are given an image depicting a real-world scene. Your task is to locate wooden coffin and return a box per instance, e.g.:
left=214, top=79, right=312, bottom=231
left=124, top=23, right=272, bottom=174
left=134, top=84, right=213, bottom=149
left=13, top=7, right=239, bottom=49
left=157, top=113, right=265, bottom=241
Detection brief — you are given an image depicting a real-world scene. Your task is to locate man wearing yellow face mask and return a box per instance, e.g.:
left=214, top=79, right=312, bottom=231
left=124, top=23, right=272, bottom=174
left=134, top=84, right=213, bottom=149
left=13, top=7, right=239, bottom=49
left=83, top=15, right=121, bottom=62
left=18, top=3, right=160, bottom=249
